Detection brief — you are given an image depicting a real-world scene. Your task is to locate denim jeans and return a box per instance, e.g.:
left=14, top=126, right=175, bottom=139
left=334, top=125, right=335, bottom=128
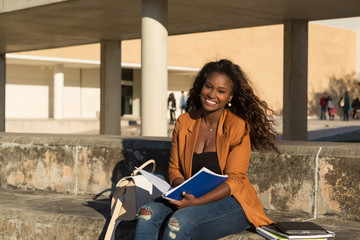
left=343, top=108, right=349, bottom=121
left=134, top=196, right=250, bottom=240
left=321, top=106, right=327, bottom=120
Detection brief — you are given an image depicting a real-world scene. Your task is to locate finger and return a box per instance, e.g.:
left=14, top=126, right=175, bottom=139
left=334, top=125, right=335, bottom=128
left=169, top=200, right=181, bottom=206
left=169, top=200, right=183, bottom=209
left=182, top=191, right=194, bottom=199
left=182, top=192, right=195, bottom=200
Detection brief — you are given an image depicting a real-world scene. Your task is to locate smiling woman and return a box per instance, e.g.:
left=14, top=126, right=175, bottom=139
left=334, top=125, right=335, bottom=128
left=200, top=72, right=233, bottom=112
left=134, top=59, right=279, bottom=240
left=186, top=59, right=279, bottom=152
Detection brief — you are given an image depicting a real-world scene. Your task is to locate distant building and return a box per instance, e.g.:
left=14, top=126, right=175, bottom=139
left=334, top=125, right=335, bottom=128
left=5, top=21, right=357, bottom=133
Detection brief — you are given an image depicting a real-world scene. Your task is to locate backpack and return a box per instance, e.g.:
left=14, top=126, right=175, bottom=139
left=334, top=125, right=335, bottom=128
left=104, top=160, right=162, bottom=240
left=339, top=98, right=345, bottom=108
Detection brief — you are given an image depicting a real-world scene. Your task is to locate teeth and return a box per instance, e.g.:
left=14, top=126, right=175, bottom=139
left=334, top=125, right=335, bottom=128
left=205, top=99, right=216, bottom=105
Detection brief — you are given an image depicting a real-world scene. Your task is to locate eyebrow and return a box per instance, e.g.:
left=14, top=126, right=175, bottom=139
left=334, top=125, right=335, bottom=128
left=205, top=81, right=231, bottom=90
left=216, top=85, right=231, bottom=91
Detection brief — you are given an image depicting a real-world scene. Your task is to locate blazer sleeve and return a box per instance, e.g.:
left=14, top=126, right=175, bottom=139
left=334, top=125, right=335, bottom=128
left=168, top=117, right=185, bottom=185
left=223, top=120, right=251, bottom=195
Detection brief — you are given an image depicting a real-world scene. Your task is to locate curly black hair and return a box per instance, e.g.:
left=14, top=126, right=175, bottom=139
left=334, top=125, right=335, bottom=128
left=185, top=59, right=279, bottom=153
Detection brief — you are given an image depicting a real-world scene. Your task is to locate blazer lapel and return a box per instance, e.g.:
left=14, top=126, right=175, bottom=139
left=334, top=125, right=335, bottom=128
left=184, top=110, right=201, bottom=178
left=183, top=109, right=229, bottom=177
left=216, top=109, right=229, bottom=173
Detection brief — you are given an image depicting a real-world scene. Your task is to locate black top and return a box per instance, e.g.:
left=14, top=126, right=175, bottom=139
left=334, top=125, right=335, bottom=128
left=192, top=152, right=221, bottom=176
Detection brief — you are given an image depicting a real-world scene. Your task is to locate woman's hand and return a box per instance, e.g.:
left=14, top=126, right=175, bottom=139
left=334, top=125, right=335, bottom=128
left=169, top=192, right=199, bottom=209
left=169, top=183, right=231, bottom=209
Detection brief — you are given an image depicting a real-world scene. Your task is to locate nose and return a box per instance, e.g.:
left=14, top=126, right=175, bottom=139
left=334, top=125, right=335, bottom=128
left=207, top=89, right=215, bottom=98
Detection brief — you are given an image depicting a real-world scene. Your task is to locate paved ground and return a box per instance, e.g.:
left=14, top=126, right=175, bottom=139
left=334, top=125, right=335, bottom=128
left=273, top=118, right=360, bottom=134
left=119, top=117, right=360, bottom=142
left=274, top=118, right=360, bottom=141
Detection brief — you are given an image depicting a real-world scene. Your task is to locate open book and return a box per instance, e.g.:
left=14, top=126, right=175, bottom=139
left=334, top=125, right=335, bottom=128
left=135, top=167, right=228, bottom=201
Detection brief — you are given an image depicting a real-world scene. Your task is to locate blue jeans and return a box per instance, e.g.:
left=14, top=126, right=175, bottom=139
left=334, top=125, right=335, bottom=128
left=343, top=108, right=349, bottom=121
left=134, top=196, right=250, bottom=240
left=321, top=106, right=327, bottom=120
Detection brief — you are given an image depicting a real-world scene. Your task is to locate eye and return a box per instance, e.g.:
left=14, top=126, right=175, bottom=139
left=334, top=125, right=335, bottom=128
left=218, top=90, right=225, bottom=94
left=204, top=83, right=212, bottom=89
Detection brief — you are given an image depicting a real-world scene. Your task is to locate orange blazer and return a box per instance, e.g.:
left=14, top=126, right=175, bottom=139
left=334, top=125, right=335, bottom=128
left=168, top=108, right=273, bottom=228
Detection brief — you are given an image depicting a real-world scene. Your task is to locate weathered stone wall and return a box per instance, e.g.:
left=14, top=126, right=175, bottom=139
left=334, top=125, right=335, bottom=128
left=0, top=133, right=171, bottom=195
left=250, top=141, right=360, bottom=222
left=0, top=133, right=359, bottom=222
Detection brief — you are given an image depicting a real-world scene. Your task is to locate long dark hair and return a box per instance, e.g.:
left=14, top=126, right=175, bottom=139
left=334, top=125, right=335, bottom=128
left=186, top=59, right=278, bottom=153
left=168, top=93, right=175, bottom=104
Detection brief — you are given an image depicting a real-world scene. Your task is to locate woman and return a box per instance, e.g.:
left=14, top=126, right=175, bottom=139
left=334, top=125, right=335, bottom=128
left=135, top=59, right=278, bottom=240
left=168, top=92, right=177, bottom=124
left=339, top=91, right=351, bottom=121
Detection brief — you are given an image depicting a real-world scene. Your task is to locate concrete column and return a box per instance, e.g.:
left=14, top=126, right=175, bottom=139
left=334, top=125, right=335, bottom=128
left=132, top=69, right=141, bottom=118
left=0, top=54, right=5, bottom=132
left=141, top=0, right=168, bottom=136
left=100, top=40, right=121, bottom=135
left=53, top=64, right=64, bottom=120
left=283, top=20, right=308, bottom=141
left=356, top=31, right=360, bottom=82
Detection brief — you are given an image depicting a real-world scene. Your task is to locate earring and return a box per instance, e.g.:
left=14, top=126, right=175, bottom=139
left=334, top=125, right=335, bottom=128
left=228, top=102, right=232, bottom=107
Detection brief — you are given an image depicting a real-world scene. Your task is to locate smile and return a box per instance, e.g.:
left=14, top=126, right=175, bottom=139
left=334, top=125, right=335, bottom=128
left=205, top=98, right=217, bottom=105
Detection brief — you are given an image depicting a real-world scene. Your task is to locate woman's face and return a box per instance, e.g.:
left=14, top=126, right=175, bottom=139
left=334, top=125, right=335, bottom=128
left=200, top=72, right=233, bottom=113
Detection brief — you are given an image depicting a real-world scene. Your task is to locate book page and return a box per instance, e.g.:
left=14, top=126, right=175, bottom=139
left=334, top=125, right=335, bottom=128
left=256, top=227, right=284, bottom=240
left=135, top=167, right=172, bottom=194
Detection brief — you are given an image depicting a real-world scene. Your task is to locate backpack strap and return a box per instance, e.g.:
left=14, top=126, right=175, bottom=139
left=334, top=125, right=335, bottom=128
left=131, top=159, right=156, bottom=176
left=106, top=159, right=158, bottom=239
left=105, top=195, right=124, bottom=240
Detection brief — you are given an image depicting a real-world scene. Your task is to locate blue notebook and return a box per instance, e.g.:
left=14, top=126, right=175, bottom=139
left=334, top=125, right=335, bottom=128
left=136, top=167, right=228, bottom=201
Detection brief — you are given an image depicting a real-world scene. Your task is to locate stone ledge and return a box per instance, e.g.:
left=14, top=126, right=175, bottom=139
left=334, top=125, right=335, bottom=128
left=1, top=188, right=359, bottom=240
left=0, top=134, right=359, bottom=222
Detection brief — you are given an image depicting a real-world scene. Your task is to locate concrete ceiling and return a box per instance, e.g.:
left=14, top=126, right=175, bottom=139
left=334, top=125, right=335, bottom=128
left=1, top=0, right=360, bottom=53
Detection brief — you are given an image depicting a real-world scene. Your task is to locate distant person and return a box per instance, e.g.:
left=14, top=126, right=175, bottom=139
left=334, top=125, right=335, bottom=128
left=327, top=97, right=335, bottom=120
left=329, top=107, right=337, bottom=120
left=180, top=91, right=186, bottom=114
left=339, top=92, right=351, bottom=121
left=351, top=97, right=360, bottom=120
left=168, top=93, right=176, bottom=124
left=319, top=93, right=328, bottom=120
